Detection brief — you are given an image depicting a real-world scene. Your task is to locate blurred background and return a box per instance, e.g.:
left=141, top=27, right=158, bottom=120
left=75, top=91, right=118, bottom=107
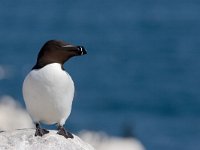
left=0, top=0, right=200, bottom=150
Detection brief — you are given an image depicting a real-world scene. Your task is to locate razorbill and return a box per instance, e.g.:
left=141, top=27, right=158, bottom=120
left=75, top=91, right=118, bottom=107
left=22, top=40, right=87, bottom=139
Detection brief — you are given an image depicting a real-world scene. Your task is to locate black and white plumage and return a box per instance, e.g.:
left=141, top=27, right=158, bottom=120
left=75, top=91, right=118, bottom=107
left=22, top=40, right=87, bottom=138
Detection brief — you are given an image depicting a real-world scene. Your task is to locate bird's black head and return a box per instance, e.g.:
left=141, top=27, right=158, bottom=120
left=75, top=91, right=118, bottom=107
left=32, top=40, right=87, bottom=70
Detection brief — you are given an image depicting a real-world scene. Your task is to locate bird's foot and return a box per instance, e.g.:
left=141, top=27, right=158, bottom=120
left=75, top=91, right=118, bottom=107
left=57, top=125, right=74, bottom=139
left=35, top=123, right=49, bottom=137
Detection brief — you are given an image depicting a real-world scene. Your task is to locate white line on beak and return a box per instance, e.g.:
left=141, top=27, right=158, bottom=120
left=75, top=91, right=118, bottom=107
left=80, top=47, right=84, bottom=55
left=62, top=45, right=74, bottom=48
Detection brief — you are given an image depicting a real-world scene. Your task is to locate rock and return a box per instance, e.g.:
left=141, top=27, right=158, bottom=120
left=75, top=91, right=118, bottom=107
left=0, top=97, right=145, bottom=150
left=0, top=96, right=34, bottom=131
left=0, top=129, right=95, bottom=150
left=79, top=131, right=145, bottom=150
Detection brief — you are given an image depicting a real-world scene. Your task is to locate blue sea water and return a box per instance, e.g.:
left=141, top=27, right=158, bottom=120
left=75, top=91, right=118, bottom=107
left=0, top=0, right=200, bottom=149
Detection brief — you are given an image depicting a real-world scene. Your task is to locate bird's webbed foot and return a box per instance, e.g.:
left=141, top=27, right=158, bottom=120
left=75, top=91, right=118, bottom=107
left=57, top=125, right=74, bottom=139
left=35, top=123, right=49, bottom=136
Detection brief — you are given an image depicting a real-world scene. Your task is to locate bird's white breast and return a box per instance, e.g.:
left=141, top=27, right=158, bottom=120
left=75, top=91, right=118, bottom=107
left=22, top=63, right=74, bottom=125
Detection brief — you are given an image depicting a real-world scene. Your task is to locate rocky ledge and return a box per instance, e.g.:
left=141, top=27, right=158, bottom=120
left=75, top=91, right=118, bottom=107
left=0, top=129, right=95, bottom=150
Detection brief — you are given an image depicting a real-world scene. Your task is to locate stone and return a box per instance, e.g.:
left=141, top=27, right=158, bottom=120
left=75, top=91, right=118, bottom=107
left=0, top=129, right=95, bottom=150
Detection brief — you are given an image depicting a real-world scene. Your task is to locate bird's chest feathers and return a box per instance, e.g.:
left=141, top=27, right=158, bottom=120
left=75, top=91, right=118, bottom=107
left=29, top=63, right=74, bottom=93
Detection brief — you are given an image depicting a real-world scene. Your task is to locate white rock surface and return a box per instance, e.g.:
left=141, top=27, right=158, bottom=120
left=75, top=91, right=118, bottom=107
left=0, top=96, right=145, bottom=150
left=0, top=129, right=95, bottom=150
left=79, top=131, right=145, bottom=150
left=0, top=96, right=34, bottom=131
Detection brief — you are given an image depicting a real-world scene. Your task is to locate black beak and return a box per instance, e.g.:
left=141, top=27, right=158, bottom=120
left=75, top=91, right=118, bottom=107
left=77, top=46, right=87, bottom=55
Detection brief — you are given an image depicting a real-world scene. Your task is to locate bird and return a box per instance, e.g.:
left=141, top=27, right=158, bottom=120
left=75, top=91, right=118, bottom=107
left=22, top=40, right=87, bottom=139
